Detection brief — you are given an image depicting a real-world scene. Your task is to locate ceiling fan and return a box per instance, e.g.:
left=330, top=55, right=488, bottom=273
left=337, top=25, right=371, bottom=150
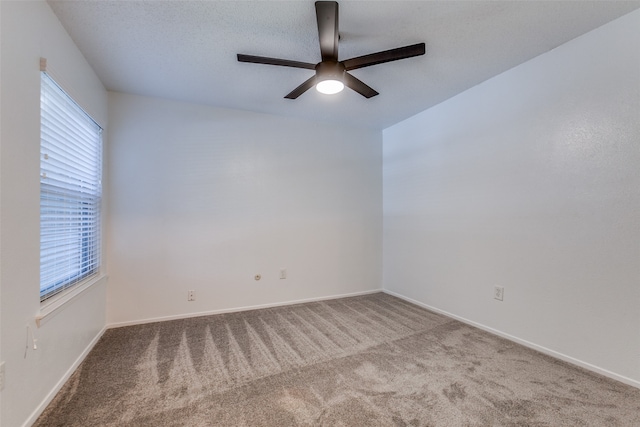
left=237, top=1, right=426, bottom=99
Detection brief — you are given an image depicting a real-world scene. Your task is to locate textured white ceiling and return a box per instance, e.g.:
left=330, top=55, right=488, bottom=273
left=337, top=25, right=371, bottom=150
left=48, top=1, right=640, bottom=129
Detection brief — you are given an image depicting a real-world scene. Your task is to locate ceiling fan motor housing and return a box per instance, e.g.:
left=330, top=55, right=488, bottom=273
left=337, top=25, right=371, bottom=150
left=316, top=61, right=346, bottom=82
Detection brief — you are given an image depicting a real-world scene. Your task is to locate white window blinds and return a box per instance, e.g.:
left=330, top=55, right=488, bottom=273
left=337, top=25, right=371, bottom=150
left=40, top=72, right=103, bottom=302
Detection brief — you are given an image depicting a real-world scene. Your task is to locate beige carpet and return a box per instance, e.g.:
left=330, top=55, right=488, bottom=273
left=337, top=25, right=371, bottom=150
left=35, top=293, right=640, bottom=426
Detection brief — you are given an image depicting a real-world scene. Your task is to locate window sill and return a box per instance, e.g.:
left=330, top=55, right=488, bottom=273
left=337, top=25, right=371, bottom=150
left=36, top=274, right=107, bottom=328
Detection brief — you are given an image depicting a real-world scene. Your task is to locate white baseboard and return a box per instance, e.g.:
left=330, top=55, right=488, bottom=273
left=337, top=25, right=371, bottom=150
left=383, top=289, right=640, bottom=390
left=108, top=289, right=383, bottom=329
left=22, top=326, right=107, bottom=427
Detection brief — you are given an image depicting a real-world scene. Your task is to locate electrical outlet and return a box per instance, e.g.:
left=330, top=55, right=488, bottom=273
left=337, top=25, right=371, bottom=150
left=187, top=290, right=195, bottom=301
left=0, top=361, right=5, bottom=391
left=279, top=268, right=287, bottom=279
left=494, top=286, right=504, bottom=301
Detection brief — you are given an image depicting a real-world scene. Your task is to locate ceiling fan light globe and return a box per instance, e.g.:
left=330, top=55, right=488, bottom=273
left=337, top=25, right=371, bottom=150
left=316, top=79, right=344, bottom=95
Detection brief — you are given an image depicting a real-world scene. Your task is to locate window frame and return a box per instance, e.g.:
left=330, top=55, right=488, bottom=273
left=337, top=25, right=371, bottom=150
left=39, top=71, right=103, bottom=303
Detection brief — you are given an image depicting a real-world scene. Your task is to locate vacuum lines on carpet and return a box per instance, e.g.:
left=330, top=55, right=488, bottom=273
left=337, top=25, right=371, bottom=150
left=35, top=293, right=640, bottom=426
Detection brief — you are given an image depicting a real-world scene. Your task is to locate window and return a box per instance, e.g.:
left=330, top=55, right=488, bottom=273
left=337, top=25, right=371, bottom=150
left=40, top=72, right=103, bottom=302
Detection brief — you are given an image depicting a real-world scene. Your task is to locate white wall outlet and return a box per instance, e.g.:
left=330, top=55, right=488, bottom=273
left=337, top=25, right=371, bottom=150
left=494, top=286, right=504, bottom=301
left=187, top=290, right=195, bottom=301
left=279, top=268, right=287, bottom=279
left=0, top=361, right=5, bottom=390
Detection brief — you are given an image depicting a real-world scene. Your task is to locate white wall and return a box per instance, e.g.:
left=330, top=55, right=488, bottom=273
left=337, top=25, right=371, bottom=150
left=0, top=2, right=108, bottom=426
left=383, top=10, right=640, bottom=386
left=107, top=93, right=382, bottom=325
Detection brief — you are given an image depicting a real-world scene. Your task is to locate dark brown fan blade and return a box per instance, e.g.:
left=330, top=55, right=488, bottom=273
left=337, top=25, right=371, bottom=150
left=343, top=72, right=378, bottom=98
left=315, top=1, right=339, bottom=61
left=342, top=43, right=425, bottom=71
left=237, top=54, right=316, bottom=70
left=285, top=75, right=317, bottom=99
